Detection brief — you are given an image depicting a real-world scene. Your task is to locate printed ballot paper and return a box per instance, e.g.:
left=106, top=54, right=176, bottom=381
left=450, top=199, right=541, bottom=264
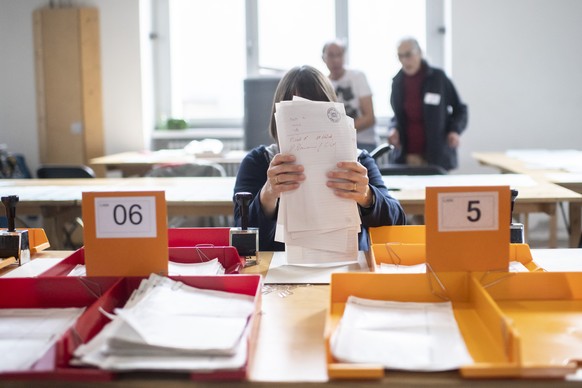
left=274, top=97, right=360, bottom=264
left=331, top=297, right=473, bottom=371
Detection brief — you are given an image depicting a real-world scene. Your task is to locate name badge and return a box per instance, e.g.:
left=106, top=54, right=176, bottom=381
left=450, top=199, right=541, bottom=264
left=424, top=92, right=441, bottom=105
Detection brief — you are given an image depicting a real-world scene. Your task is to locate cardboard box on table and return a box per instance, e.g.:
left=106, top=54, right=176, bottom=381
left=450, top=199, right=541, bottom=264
left=0, top=274, right=262, bottom=381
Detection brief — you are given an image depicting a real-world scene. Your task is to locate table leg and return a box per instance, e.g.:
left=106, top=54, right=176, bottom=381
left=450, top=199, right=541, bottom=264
left=40, top=206, right=82, bottom=250
left=548, top=205, right=558, bottom=248
left=569, top=202, right=582, bottom=248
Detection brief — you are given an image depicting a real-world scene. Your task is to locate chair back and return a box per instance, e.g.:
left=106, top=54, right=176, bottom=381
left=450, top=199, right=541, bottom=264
left=145, top=162, right=226, bottom=178
left=37, top=165, right=96, bottom=179
left=369, top=143, right=447, bottom=176
left=368, top=143, right=395, bottom=160
left=0, top=148, right=32, bottom=179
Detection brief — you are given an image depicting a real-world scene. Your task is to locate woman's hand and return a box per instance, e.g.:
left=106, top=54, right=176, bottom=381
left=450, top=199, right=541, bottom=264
left=260, top=153, right=305, bottom=217
left=326, top=161, right=374, bottom=208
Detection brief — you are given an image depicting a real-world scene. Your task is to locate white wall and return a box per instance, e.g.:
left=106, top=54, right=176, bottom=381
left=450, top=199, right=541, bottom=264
left=97, top=0, right=148, bottom=156
left=0, top=0, right=47, bottom=173
left=451, top=0, right=582, bottom=174
left=0, top=0, right=146, bottom=175
left=1, top=0, right=582, bottom=175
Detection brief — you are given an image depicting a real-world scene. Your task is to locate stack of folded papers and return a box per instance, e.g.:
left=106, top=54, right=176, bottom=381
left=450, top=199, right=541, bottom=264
left=274, top=96, right=360, bottom=265
left=73, top=274, right=255, bottom=371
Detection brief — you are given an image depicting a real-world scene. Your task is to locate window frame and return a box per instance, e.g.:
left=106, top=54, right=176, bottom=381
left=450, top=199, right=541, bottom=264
left=151, top=0, right=445, bottom=131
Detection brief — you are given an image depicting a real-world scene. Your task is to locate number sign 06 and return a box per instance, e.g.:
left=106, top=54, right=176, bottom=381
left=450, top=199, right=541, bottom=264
left=95, top=196, right=157, bottom=238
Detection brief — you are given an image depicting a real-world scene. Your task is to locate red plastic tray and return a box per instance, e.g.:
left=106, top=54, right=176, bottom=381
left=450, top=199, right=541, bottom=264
left=0, top=274, right=262, bottom=381
left=168, top=227, right=231, bottom=247
left=169, top=246, right=244, bottom=274
left=40, top=228, right=245, bottom=277
left=0, top=276, right=120, bottom=381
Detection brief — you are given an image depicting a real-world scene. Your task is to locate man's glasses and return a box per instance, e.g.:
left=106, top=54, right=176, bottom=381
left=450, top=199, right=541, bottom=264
left=398, top=50, right=416, bottom=59
left=324, top=52, right=344, bottom=60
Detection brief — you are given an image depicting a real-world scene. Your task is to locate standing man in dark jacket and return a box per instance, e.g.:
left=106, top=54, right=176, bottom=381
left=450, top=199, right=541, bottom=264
left=388, top=37, right=468, bottom=171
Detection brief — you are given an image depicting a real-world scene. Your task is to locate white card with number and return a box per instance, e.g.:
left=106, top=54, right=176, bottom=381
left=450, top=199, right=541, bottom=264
left=95, top=196, right=157, bottom=238
left=437, top=191, right=499, bottom=232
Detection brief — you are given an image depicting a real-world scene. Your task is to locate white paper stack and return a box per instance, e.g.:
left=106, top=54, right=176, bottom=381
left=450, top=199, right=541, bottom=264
left=331, top=296, right=473, bottom=371
left=274, top=96, right=360, bottom=265
left=168, top=258, right=226, bottom=276
left=66, top=258, right=226, bottom=277
left=378, top=261, right=528, bottom=273
left=378, top=263, right=427, bottom=274
left=0, top=307, right=85, bottom=372
left=73, top=274, right=256, bottom=371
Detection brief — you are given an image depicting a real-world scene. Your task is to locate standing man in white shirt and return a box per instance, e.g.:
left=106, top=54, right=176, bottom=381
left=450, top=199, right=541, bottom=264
left=322, top=39, right=379, bottom=152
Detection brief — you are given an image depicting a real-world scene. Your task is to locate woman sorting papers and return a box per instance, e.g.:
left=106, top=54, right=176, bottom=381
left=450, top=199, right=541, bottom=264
left=234, top=65, right=405, bottom=263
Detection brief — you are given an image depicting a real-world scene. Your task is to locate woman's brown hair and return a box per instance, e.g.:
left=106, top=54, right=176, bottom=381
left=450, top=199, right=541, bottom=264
left=268, top=65, right=337, bottom=141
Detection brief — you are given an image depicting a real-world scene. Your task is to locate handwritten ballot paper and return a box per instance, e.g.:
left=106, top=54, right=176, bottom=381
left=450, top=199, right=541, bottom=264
left=274, top=97, right=360, bottom=264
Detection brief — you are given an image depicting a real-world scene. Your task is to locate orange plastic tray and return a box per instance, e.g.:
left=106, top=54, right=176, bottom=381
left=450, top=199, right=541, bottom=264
left=368, top=225, right=542, bottom=271
left=325, top=271, right=579, bottom=380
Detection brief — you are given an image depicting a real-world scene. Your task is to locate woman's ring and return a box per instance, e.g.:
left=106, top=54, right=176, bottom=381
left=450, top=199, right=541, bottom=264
left=275, top=176, right=279, bottom=185
left=353, top=183, right=357, bottom=192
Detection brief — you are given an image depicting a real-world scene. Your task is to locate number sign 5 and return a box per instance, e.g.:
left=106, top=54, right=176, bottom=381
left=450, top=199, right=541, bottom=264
left=437, top=192, right=499, bottom=232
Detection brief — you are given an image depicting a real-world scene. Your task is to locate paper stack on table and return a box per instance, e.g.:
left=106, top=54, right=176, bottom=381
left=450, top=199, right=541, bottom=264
left=377, top=261, right=529, bottom=273
left=73, top=274, right=255, bottom=371
left=274, top=97, right=360, bottom=265
left=0, top=307, right=85, bottom=372
left=66, top=258, right=226, bottom=277
left=330, top=297, right=473, bottom=371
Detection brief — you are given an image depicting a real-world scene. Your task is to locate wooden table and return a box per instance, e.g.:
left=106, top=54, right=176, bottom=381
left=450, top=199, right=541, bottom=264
left=473, top=151, right=582, bottom=192
left=386, top=173, right=582, bottom=248
left=3, top=249, right=582, bottom=386
left=0, top=177, right=234, bottom=248
left=90, top=149, right=248, bottom=177
left=473, top=151, right=582, bottom=247
left=2, top=174, right=581, bottom=249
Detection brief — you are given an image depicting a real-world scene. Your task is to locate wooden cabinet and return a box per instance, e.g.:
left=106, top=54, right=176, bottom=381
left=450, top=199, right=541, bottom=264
left=33, top=7, right=104, bottom=165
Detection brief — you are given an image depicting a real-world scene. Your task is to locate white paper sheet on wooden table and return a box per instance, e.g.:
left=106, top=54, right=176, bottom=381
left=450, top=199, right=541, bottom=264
left=264, top=251, right=370, bottom=284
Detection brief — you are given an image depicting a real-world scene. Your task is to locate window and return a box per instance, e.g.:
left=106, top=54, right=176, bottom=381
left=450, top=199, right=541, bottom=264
left=348, top=0, right=426, bottom=118
left=257, top=0, right=334, bottom=74
left=168, top=0, right=246, bottom=123
left=153, top=0, right=436, bottom=129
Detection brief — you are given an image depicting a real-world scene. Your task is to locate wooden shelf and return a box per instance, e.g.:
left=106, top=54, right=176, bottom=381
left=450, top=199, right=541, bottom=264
left=33, top=7, right=104, bottom=166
